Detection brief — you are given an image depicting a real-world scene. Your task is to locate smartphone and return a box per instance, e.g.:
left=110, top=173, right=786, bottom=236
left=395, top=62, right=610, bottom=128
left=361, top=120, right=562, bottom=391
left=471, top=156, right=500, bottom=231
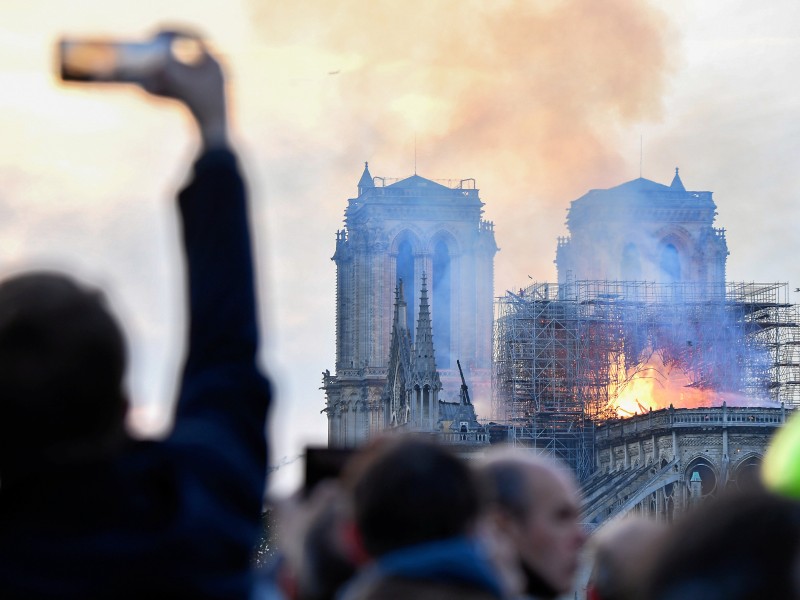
left=58, top=32, right=203, bottom=83
left=303, top=447, right=354, bottom=498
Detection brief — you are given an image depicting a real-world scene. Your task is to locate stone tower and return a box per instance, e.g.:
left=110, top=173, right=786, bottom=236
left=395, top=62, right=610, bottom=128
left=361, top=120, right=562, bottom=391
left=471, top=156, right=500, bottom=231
left=556, top=169, right=729, bottom=288
left=323, top=163, right=498, bottom=447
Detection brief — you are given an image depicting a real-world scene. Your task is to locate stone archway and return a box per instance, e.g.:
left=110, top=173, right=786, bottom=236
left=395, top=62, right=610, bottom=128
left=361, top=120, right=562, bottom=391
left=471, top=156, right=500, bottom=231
left=685, top=456, right=718, bottom=498
left=731, top=454, right=763, bottom=491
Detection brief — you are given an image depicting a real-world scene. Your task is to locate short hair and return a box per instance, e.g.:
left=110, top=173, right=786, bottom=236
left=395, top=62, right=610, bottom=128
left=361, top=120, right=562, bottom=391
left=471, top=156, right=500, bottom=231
left=479, top=451, right=566, bottom=520
left=344, top=435, right=481, bottom=557
left=588, top=517, right=665, bottom=600
left=479, top=456, right=533, bottom=519
left=0, top=272, right=127, bottom=466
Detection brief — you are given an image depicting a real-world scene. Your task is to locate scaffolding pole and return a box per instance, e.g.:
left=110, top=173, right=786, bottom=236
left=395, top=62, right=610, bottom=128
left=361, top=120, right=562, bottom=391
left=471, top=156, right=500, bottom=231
left=493, top=281, right=800, bottom=480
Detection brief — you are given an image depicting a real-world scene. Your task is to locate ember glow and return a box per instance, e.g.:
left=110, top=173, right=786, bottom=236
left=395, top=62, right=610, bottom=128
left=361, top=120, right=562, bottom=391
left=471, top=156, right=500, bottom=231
left=609, top=351, right=716, bottom=417
left=608, top=344, right=782, bottom=418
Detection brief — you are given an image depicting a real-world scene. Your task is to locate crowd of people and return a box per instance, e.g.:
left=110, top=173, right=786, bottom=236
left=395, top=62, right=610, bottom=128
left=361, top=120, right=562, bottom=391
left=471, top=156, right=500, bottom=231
left=1, top=32, right=800, bottom=600
left=264, top=436, right=800, bottom=600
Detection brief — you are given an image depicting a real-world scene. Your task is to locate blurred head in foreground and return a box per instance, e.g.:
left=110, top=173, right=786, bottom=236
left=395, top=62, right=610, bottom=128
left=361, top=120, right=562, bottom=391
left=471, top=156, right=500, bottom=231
left=0, top=271, right=127, bottom=474
left=478, top=450, right=586, bottom=599
left=343, top=435, right=482, bottom=558
left=586, top=516, right=666, bottom=600
left=643, top=488, right=800, bottom=600
left=336, top=436, right=509, bottom=600
left=270, top=481, right=356, bottom=600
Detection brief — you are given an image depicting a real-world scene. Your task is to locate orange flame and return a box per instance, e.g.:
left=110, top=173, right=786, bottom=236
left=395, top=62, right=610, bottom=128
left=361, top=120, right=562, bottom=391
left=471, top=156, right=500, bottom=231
left=607, top=352, right=717, bottom=417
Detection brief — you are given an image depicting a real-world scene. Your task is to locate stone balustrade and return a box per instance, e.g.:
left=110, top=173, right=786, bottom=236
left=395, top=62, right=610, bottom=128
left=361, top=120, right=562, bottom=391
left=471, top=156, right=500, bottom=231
left=596, top=404, right=787, bottom=444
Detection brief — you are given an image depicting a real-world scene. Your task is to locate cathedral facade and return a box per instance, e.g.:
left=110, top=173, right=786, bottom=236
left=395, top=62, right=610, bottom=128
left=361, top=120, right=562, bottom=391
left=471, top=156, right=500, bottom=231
left=323, top=163, right=497, bottom=447
left=555, top=169, right=729, bottom=286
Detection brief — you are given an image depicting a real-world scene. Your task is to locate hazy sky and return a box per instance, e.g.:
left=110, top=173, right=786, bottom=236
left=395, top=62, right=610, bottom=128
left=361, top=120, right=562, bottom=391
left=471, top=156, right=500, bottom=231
left=2, top=1, right=799, bottom=492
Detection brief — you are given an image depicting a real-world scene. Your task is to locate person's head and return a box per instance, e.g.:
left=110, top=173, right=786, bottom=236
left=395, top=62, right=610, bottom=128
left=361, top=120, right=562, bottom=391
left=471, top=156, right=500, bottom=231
left=586, top=516, right=666, bottom=600
left=0, top=271, right=127, bottom=471
left=343, top=435, right=481, bottom=558
left=644, top=488, right=800, bottom=600
left=298, top=487, right=357, bottom=600
left=479, top=450, right=586, bottom=598
left=271, top=481, right=357, bottom=600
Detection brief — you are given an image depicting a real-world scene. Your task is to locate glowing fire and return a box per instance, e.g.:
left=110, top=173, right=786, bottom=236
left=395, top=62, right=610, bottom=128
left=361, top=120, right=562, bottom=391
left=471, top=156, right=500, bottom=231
left=607, top=351, right=718, bottom=418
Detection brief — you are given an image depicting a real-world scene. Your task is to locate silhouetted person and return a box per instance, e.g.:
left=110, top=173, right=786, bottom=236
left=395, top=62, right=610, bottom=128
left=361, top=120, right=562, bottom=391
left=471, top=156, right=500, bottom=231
left=585, top=516, right=666, bottom=600
left=338, top=436, right=506, bottom=600
left=643, top=488, right=800, bottom=600
left=479, top=451, right=587, bottom=599
left=257, top=481, right=357, bottom=600
left=0, top=32, right=271, bottom=599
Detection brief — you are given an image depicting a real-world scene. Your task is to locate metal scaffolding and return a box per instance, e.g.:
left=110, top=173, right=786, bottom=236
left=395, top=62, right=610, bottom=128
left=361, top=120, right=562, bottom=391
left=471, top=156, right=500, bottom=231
left=492, top=281, right=800, bottom=480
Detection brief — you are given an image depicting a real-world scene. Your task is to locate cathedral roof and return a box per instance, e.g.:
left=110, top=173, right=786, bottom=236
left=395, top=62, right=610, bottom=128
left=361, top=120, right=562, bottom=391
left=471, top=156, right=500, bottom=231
left=605, top=177, right=672, bottom=194
left=566, top=169, right=716, bottom=230
left=438, top=400, right=481, bottom=430
left=574, top=170, right=708, bottom=204
left=388, top=174, right=452, bottom=191
left=358, top=162, right=374, bottom=195
left=670, top=167, right=686, bottom=191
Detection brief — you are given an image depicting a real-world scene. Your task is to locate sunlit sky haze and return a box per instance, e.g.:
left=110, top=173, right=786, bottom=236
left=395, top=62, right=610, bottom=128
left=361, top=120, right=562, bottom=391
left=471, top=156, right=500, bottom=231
left=2, top=1, right=800, bottom=492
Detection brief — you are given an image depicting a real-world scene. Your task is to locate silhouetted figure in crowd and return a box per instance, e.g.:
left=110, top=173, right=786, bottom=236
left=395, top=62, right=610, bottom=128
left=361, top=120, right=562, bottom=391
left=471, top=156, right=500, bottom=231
left=585, top=516, right=666, bottom=600
left=479, top=451, right=586, bottom=599
left=261, top=481, right=357, bottom=600
left=0, top=32, right=271, bottom=599
left=338, top=436, right=506, bottom=600
left=295, top=489, right=356, bottom=600
left=643, top=488, right=800, bottom=600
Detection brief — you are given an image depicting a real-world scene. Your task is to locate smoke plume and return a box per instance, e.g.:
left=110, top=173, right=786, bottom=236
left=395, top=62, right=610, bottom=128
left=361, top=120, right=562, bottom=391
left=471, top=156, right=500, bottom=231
left=246, top=0, right=675, bottom=287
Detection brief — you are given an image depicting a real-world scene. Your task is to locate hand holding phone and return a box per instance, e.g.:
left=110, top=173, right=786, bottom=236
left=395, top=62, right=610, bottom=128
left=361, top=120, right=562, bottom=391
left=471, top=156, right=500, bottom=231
left=58, top=29, right=227, bottom=150
left=59, top=31, right=203, bottom=83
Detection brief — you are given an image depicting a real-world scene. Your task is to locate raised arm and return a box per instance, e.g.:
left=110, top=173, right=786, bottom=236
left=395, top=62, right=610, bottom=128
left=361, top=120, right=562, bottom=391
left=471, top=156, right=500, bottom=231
left=141, top=31, right=229, bottom=151
left=142, top=31, right=271, bottom=534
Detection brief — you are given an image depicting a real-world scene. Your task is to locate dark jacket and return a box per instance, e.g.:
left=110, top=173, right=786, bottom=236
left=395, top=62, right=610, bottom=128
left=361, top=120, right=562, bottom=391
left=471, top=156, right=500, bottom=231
left=339, top=537, right=506, bottom=600
left=0, top=149, right=271, bottom=599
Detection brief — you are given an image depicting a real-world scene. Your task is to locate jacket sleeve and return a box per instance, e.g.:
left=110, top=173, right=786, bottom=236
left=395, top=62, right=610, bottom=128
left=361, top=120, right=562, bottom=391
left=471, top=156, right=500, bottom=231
left=169, top=147, right=271, bottom=519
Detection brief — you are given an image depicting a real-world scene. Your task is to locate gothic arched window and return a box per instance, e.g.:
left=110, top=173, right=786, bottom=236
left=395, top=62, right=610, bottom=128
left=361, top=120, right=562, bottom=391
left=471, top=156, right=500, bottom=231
left=659, top=243, right=681, bottom=283
left=397, top=240, right=415, bottom=334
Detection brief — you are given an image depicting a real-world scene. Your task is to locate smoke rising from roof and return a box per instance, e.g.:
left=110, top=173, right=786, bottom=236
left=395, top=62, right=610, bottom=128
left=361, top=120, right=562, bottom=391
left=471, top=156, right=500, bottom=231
left=245, top=0, right=675, bottom=285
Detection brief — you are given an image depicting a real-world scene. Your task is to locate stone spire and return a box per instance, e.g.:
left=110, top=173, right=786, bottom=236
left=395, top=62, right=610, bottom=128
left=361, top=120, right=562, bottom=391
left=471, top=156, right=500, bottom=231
left=670, top=167, right=686, bottom=191
left=414, top=272, right=439, bottom=378
left=394, top=279, right=408, bottom=332
left=385, top=278, right=413, bottom=428
left=358, top=161, right=374, bottom=196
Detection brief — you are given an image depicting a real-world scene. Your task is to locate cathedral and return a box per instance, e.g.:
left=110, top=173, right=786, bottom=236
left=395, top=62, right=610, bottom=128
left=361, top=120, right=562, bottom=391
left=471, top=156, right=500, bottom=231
left=555, top=169, right=729, bottom=286
left=323, top=163, right=497, bottom=447
left=322, top=161, right=798, bottom=525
